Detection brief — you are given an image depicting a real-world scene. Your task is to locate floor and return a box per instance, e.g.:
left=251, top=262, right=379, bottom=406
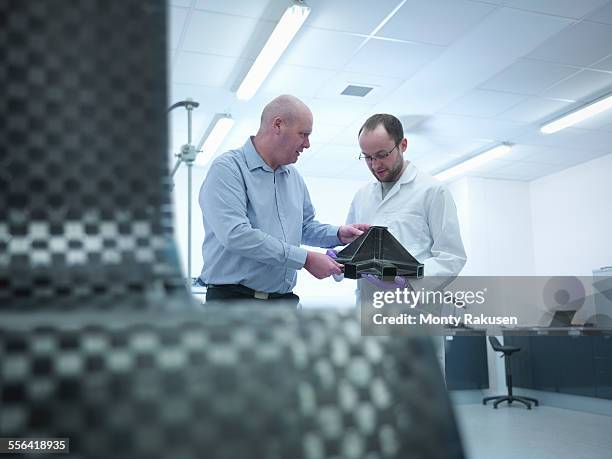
left=454, top=403, right=612, bottom=459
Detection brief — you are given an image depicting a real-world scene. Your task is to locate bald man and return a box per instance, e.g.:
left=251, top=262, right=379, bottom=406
left=198, top=95, right=369, bottom=304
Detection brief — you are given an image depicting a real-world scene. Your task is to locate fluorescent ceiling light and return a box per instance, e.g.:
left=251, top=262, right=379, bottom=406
left=236, top=2, right=310, bottom=101
left=434, top=144, right=512, bottom=182
left=195, top=115, right=234, bottom=166
left=541, top=93, right=612, bottom=134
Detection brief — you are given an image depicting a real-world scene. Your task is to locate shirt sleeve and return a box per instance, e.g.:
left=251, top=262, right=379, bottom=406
left=201, top=160, right=307, bottom=270
left=422, top=186, right=467, bottom=277
left=300, top=178, right=341, bottom=248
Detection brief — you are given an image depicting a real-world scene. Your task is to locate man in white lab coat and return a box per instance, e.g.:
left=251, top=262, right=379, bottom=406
left=346, top=113, right=466, bottom=278
left=345, top=114, right=466, bottom=371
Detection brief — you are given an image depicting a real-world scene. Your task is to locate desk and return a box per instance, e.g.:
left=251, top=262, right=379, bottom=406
left=504, top=329, right=612, bottom=400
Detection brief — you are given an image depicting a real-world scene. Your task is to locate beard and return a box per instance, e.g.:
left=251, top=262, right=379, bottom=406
left=374, top=158, right=405, bottom=182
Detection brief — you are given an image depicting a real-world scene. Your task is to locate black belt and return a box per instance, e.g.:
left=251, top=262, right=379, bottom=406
left=206, top=284, right=293, bottom=300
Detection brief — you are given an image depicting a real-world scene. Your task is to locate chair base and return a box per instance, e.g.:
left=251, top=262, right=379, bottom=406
left=483, top=395, right=539, bottom=410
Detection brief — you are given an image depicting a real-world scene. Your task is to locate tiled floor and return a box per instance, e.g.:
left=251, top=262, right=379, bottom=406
left=454, top=403, right=612, bottom=459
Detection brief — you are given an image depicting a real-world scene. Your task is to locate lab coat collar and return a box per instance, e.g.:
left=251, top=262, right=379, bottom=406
left=244, top=137, right=290, bottom=174
left=398, top=161, right=417, bottom=184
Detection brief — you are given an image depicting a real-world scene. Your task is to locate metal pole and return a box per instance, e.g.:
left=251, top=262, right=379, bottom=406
left=187, top=162, right=192, bottom=285
left=167, top=99, right=199, bottom=290
left=186, top=103, right=193, bottom=286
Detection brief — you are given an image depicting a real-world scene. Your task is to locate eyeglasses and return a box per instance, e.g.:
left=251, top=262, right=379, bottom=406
left=358, top=144, right=399, bottom=162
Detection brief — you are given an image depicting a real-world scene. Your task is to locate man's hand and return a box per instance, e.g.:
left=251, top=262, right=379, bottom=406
left=304, top=251, right=343, bottom=279
left=338, top=223, right=371, bottom=244
left=326, top=249, right=344, bottom=282
left=362, top=274, right=409, bottom=291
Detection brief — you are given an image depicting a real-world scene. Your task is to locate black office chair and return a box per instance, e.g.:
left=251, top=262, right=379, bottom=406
left=483, top=336, right=539, bottom=409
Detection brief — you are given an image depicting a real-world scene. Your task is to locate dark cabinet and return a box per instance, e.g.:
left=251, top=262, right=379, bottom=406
left=445, top=334, right=489, bottom=390
left=504, top=334, right=611, bottom=400
left=594, top=335, right=612, bottom=399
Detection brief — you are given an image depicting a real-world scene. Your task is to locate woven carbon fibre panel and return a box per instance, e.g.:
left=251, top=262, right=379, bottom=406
left=0, top=308, right=464, bottom=459
left=0, top=0, right=189, bottom=309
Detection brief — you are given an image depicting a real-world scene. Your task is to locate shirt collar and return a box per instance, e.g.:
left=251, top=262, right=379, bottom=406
left=243, top=137, right=290, bottom=174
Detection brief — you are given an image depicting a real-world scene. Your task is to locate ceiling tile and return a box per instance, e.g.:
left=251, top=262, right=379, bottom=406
left=344, top=39, right=445, bottom=79
left=170, top=7, right=189, bottom=50
left=440, top=89, right=527, bottom=117
left=181, top=10, right=274, bottom=59
left=501, top=0, right=611, bottom=19
left=379, top=0, right=495, bottom=46
left=480, top=170, right=533, bottom=181
left=168, top=0, right=612, bottom=183
left=496, top=97, right=571, bottom=123
left=171, top=0, right=192, bottom=7
left=478, top=161, right=557, bottom=180
left=173, top=51, right=248, bottom=88
left=309, top=99, right=375, bottom=128
left=426, top=114, right=528, bottom=139
left=315, top=72, right=404, bottom=104
left=464, top=158, right=515, bottom=174
left=525, top=148, right=583, bottom=166
left=525, top=147, right=609, bottom=167
left=415, top=153, right=468, bottom=174
left=591, top=55, right=612, bottom=71
left=516, top=126, right=612, bottom=151
left=308, top=123, right=349, bottom=147
left=261, top=64, right=335, bottom=98
left=422, top=137, right=494, bottom=157
left=376, top=8, right=572, bottom=115
left=497, top=160, right=559, bottom=177
left=507, top=144, right=595, bottom=165
left=479, top=59, right=579, bottom=95
left=504, top=144, right=557, bottom=161
left=542, top=69, right=612, bottom=101
left=332, top=122, right=365, bottom=146
left=305, top=0, right=401, bottom=34
left=580, top=0, right=612, bottom=24
left=194, top=0, right=288, bottom=21
left=281, top=27, right=365, bottom=70
left=527, top=21, right=612, bottom=66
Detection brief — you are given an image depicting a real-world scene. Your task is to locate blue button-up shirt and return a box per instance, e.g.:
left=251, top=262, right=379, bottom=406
left=199, top=137, right=341, bottom=293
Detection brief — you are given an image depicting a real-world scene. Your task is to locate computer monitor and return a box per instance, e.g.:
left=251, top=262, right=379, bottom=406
left=549, top=309, right=576, bottom=327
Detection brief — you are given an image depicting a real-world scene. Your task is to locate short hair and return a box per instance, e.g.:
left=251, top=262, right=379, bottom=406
left=358, top=114, right=404, bottom=145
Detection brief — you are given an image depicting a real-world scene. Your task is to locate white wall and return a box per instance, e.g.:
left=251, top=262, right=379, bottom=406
left=530, top=153, right=612, bottom=276
left=448, top=177, right=535, bottom=276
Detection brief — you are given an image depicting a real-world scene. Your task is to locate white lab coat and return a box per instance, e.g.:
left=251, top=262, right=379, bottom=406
left=346, top=162, right=466, bottom=277
left=347, top=163, right=465, bottom=372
